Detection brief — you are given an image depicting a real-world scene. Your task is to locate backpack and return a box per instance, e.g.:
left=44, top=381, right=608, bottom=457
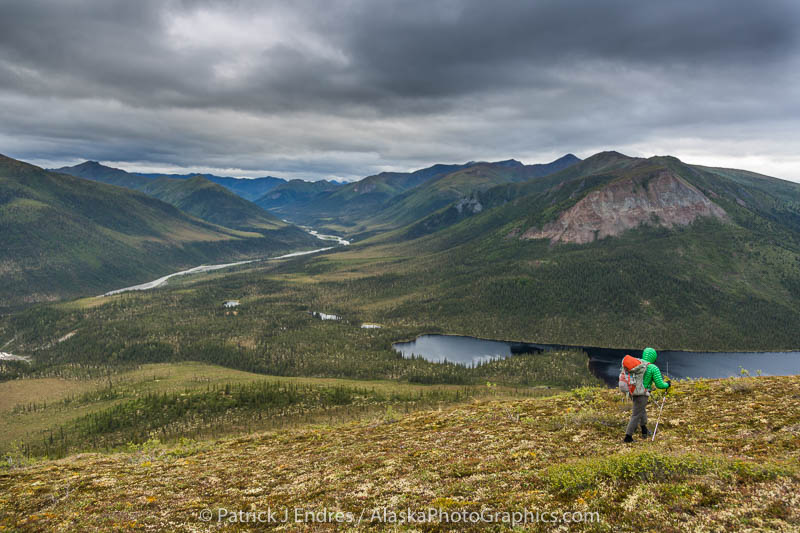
left=618, top=354, right=650, bottom=396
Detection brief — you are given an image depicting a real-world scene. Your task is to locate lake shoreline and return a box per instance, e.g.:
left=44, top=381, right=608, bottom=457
left=393, top=333, right=800, bottom=386
left=390, top=331, right=800, bottom=356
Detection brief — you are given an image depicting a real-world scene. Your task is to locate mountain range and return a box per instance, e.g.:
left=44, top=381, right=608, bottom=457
left=5, top=148, right=800, bottom=349
left=56, top=162, right=348, bottom=203
left=414, top=151, right=800, bottom=246
left=369, top=151, right=800, bottom=349
left=1, top=156, right=318, bottom=309
left=55, top=161, right=287, bottom=232
left=257, top=155, right=581, bottom=237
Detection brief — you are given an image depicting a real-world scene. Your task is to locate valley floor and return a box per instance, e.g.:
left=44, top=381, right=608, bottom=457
left=1, top=375, right=798, bottom=531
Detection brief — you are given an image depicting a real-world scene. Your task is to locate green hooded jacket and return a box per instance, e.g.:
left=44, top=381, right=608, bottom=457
left=641, top=347, right=670, bottom=390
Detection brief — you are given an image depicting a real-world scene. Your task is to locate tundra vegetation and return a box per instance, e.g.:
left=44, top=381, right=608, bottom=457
left=1, top=376, right=797, bottom=531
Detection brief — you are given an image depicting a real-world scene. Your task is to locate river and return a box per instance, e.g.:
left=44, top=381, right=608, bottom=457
left=0, top=351, right=30, bottom=362
left=393, top=334, right=800, bottom=385
left=103, top=227, right=347, bottom=296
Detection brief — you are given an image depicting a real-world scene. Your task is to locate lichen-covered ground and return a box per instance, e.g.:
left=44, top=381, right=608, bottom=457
left=2, top=376, right=799, bottom=532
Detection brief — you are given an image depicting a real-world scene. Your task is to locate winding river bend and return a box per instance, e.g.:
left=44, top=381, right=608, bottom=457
left=0, top=351, right=30, bottom=362
left=393, top=334, right=800, bottom=385
left=103, top=227, right=347, bottom=296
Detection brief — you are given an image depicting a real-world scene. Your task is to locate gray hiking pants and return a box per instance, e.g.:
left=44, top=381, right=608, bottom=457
left=625, top=394, right=648, bottom=436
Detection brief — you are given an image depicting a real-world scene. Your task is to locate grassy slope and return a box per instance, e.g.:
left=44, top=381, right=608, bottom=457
left=1, top=375, right=797, bottom=531
left=0, top=155, right=318, bottom=308
left=2, top=361, right=556, bottom=459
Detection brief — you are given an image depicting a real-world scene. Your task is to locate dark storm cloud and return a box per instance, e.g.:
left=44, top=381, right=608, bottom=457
left=1, top=0, right=799, bottom=180
left=340, top=0, right=797, bottom=98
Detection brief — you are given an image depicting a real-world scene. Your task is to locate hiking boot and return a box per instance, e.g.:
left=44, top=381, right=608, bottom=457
left=641, top=425, right=651, bottom=438
left=623, top=434, right=633, bottom=443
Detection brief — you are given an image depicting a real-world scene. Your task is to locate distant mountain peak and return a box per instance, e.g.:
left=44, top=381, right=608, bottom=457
left=75, top=160, right=109, bottom=169
left=555, top=153, right=580, bottom=163
left=56, top=160, right=130, bottom=179
left=590, top=150, right=633, bottom=162
left=649, top=155, right=683, bottom=164
left=493, top=159, right=524, bottom=168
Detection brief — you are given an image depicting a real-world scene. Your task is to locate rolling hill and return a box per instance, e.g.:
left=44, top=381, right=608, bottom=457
left=57, top=162, right=294, bottom=233
left=0, top=155, right=319, bottom=309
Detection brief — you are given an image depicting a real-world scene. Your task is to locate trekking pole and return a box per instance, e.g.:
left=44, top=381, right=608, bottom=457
left=651, top=388, right=668, bottom=441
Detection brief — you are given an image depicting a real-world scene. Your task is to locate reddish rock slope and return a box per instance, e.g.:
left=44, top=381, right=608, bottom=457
left=522, top=169, right=727, bottom=244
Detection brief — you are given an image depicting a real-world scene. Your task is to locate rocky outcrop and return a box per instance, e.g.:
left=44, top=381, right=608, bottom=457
left=352, top=181, right=377, bottom=194
left=454, top=195, right=483, bottom=214
left=521, top=170, right=727, bottom=244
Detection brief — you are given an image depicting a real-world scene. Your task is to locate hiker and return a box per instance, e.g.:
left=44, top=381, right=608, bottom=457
left=620, top=347, right=671, bottom=442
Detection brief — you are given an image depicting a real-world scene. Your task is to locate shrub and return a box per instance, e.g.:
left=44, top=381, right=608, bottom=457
left=727, top=378, right=755, bottom=394
left=544, top=410, right=621, bottom=432
left=543, top=452, right=793, bottom=497
left=571, top=386, right=603, bottom=403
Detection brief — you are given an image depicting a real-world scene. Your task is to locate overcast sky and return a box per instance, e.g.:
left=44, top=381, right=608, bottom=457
left=1, top=0, right=799, bottom=182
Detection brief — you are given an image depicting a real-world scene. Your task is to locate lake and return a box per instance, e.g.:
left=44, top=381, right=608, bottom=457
left=392, top=334, right=800, bottom=386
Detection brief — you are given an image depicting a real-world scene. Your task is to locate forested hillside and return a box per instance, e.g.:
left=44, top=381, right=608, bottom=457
left=260, top=155, right=581, bottom=235
left=137, top=176, right=293, bottom=233
left=255, top=179, right=343, bottom=212
left=363, top=154, right=580, bottom=230
left=57, top=162, right=287, bottom=202
left=0, top=155, right=319, bottom=309
left=3, top=151, right=798, bottom=355
left=360, top=152, right=800, bottom=349
left=56, top=161, right=307, bottom=234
